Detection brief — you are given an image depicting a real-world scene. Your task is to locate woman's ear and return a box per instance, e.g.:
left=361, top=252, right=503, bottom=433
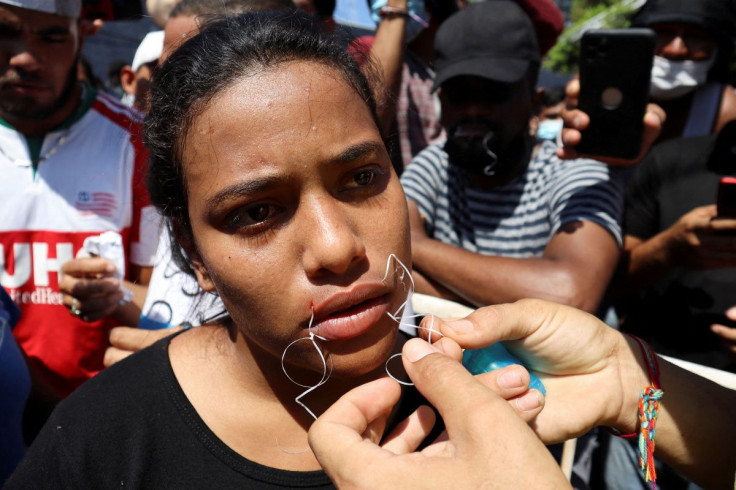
left=171, top=220, right=217, bottom=292
left=190, top=253, right=216, bottom=292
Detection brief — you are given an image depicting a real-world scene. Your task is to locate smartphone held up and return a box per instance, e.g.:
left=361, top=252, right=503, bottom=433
left=576, top=29, right=655, bottom=160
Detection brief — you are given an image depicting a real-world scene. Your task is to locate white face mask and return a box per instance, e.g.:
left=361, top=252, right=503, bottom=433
left=649, top=54, right=715, bottom=101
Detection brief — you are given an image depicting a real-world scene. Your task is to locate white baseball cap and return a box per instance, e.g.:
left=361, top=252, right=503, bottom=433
left=0, top=0, right=82, bottom=17
left=131, top=30, right=164, bottom=72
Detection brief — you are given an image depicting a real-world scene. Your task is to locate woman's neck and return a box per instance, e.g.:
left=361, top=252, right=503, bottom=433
left=168, top=325, right=408, bottom=471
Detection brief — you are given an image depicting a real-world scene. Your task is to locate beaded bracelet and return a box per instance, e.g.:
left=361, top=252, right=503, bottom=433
left=611, top=334, right=664, bottom=489
left=378, top=5, right=409, bottom=18
left=378, top=6, right=430, bottom=28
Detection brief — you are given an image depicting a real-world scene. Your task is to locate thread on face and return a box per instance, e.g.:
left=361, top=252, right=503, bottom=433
left=276, top=254, right=422, bottom=454
left=380, top=254, right=445, bottom=386
left=382, top=253, right=415, bottom=324
left=280, top=310, right=332, bottom=420
left=280, top=254, right=435, bottom=419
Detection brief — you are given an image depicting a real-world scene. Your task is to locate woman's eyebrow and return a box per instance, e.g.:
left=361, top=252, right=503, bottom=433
left=333, top=141, right=385, bottom=164
left=206, top=176, right=280, bottom=208
left=205, top=142, right=385, bottom=207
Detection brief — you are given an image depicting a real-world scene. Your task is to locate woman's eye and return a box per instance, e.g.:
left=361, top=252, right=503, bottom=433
left=225, top=203, right=277, bottom=232
left=354, top=170, right=375, bottom=186
left=247, top=204, right=270, bottom=222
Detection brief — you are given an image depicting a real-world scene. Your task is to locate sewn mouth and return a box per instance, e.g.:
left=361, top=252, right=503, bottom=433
left=311, top=294, right=390, bottom=341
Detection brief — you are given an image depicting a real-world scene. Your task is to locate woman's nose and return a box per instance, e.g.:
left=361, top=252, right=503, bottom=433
left=301, top=196, right=367, bottom=280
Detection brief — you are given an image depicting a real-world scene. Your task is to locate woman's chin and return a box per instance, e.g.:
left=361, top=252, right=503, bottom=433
left=291, top=327, right=400, bottom=383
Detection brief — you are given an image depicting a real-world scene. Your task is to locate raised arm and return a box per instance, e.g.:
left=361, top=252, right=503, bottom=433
left=365, top=0, right=410, bottom=133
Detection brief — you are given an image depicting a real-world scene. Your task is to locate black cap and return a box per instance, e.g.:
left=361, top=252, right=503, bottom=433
left=632, top=0, right=736, bottom=43
left=433, top=0, right=540, bottom=91
left=632, top=0, right=736, bottom=82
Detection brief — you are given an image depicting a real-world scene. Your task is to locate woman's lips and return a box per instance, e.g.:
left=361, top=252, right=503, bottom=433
left=311, top=294, right=391, bottom=341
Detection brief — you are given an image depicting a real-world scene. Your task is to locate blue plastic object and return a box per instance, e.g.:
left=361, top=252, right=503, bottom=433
left=462, top=343, right=546, bottom=394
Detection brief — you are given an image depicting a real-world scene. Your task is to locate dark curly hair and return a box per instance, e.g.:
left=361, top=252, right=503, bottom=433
left=144, top=11, right=381, bottom=279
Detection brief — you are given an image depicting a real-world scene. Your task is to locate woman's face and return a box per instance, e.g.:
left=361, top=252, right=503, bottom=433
left=181, top=61, right=411, bottom=378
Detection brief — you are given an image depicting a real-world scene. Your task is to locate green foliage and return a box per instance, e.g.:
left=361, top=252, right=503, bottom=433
left=544, top=0, right=638, bottom=75
left=570, top=0, right=618, bottom=22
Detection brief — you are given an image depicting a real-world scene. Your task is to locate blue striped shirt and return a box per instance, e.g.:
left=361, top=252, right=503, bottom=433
left=400, top=141, right=623, bottom=258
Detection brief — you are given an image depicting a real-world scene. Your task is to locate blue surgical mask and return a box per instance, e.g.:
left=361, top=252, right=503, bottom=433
left=536, top=119, right=563, bottom=141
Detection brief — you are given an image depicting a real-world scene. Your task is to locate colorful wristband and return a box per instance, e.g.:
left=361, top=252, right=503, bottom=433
left=610, top=335, right=664, bottom=489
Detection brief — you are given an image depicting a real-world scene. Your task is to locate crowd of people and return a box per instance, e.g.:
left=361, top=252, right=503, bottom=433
left=1, top=0, right=735, bottom=487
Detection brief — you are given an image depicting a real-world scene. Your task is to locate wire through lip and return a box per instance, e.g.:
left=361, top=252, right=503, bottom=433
left=281, top=310, right=333, bottom=420
left=280, top=253, right=434, bottom=416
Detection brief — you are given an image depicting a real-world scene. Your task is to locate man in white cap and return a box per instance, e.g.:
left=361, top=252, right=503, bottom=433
left=119, top=30, right=163, bottom=111
left=0, top=0, right=158, bottom=437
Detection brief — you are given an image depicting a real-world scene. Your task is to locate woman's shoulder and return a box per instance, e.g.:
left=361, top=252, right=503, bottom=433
left=54, top=331, right=177, bottom=425
left=5, top=335, right=181, bottom=487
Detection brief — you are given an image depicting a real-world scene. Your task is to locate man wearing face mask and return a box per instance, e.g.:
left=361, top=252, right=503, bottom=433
left=632, top=0, right=736, bottom=143
left=531, top=85, right=566, bottom=143
left=400, top=0, right=623, bottom=317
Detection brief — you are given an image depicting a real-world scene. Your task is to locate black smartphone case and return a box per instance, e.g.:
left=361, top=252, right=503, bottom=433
left=577, top=29, right=655, bottom=159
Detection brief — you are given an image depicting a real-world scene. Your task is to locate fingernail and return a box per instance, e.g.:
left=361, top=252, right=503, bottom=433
left=404, top=340, right=437, bottom=362
left=515, top=391, right=544, bottom=412
left=498, top=369, right=524, bottom=389
left=727, top=306, right=736, bottom=318
left=573, top=115, right=583, bottom=127
left=105, top=264, right=116, bottom=273
left=444, top=319, right=473, bottom=334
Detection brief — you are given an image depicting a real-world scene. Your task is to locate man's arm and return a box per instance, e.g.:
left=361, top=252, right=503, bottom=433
left=408, top=200, right=620, bottom=313
left=615, top=205, right=736, bottom=295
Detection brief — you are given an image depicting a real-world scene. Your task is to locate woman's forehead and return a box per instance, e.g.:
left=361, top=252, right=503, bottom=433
left=181, top=60, right=381, bottom=181
left=196, top=61, right=366, bottom=128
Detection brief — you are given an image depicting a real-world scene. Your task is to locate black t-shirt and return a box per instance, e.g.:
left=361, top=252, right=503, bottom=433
left=620, top=122, right=736, bottom=370
left=6, top=331, right=437, bottom=489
